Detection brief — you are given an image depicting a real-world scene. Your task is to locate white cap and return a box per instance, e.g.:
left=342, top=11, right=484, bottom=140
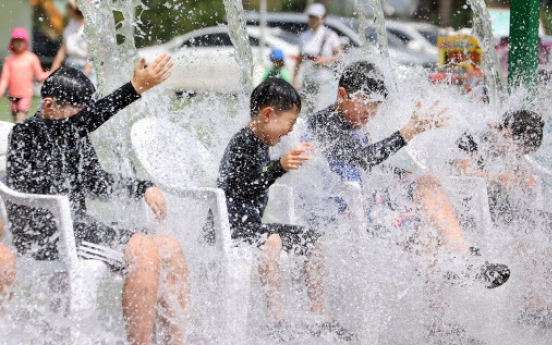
left=306, top=3, right=326, bottom=18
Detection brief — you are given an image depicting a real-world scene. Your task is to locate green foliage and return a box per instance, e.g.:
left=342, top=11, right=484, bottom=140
left=243, top=0, right=307, bottom=12
left=135, top=0, right=226, bottom=48
left=134, top=0, right=309, bottom=48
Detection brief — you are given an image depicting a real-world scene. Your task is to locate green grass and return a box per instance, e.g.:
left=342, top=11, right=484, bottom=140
left=0, top=97, right=41, bottom=123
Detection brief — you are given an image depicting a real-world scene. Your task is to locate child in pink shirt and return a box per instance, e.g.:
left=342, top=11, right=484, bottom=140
left=0, top=28, right=50, bottom=123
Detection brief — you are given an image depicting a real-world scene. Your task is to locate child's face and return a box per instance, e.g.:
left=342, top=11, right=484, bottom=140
left=41, top=98, right=84, bottom=121
left=272, top=59, right=284, bottom=68
left=496, top=127, right=532, bottom=157
left=11, top=39, right=26, bottom=54
left=260, top=106, right=299, bottom=146
left=337, top=88, right=381, bottom=130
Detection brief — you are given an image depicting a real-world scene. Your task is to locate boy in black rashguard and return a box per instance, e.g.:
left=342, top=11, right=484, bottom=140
left=3, top=56, right=191, bottom=345
left=218, top=78, right=353, bottom=341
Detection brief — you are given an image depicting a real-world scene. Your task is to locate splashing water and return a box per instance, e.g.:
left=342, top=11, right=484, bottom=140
left=1, top=0, right=552, bottom=344
left=468, top=0, right=507, bottom=108
left=355, top=0, right=389, bottom=59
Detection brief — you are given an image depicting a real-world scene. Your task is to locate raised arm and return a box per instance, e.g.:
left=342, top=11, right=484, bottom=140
left=311, top=114, right=406, bottom=172
left=399, top=100, right=449, bottom=142
left=31, top=54, right=50, bottom=82
left=292, top=56, right=303, bottom=89
left=69, top=82, right=141, bottom=137
left=70, top=54, right=172, bottom=137
left=50, top=43, right=66, bottom=72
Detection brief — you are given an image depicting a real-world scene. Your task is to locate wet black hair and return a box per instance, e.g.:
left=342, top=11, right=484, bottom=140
left=339, top=61, right=388, bottom=98
left=41, top=67, right=96, bottom=107
left=501, top=110, right=544, bottom=153
left=250, top=78, right=301, bottom=117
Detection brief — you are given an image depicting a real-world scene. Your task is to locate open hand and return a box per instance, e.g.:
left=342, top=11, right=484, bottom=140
left=144, top=186, right=167, bottom=221
left=280, top=143, right=313, bottom=171
left=400, top=100, right=449, bottom=142
left=131, top=54, right=173, bottom=94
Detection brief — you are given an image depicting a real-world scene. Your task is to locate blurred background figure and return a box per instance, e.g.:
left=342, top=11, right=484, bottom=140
left=0, top=28, right=49, bottom=123
left=51, top=0, right=96, bottom=86
left=292, top=3, right=342, bottom=113
left=261, top=48, right=291, bottom=83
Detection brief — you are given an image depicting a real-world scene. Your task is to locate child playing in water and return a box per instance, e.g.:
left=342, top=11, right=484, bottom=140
left=5, top=54, right=190, bottom=345
left=217, top=78, right=353, bottom=341
left=454, top=109, right=544, bottom=198
left=453, top=110, right=552, bottom=328
left=305, top=61, right=509, bottom=288
left=261, top=48, right=291, bottom=83
left=0, top=28, right=50, bottom=123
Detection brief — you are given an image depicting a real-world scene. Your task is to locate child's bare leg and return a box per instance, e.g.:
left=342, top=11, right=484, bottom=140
left=0, top=244, right=16, bottom=314
left=259, top=234, right=284, bottom=324
left=304, top=242, right=325, bottom=315
left=154, top=233, right=191, bottom=345
left=413, top=175, right=471, bottom=255
left=518, top=241, right=544, bottom=311
left=123, top=233, right=161, bottom=345
left=13, top=111, right=26, bottom=123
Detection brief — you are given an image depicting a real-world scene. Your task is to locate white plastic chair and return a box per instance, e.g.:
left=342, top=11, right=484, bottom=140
left=0, top=121, right=14, bottom=172
left=130, top=117, right=300, bottom=344
left=131, top=117, right=216, bottom=188
left=0, top=179, right=110, bottom=341
left=523, top=155, right=551, bottom=211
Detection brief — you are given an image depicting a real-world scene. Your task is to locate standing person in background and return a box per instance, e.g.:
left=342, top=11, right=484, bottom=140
left=0, top=28, right=50, bottom=123
left=51, top=0, right=97, bottom=86
left=261, top=48, right=291, bottom=83
left=292, top=3, right=341, bottom=113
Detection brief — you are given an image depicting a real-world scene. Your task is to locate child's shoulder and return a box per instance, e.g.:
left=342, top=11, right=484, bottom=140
left=23, top=51, right=41, bottom=61
left=226, top=127, right=258, bottom=149
left=5, top=51, right=39, bottom=63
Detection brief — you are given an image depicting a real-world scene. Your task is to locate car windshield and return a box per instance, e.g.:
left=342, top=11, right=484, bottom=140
left=418, top=29, right=440, bottom=45
left=271, top=29, right=301, bottom=46
left=387, top=28, right=412, bottom=44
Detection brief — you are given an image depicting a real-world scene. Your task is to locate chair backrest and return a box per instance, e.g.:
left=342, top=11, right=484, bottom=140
left=524, top=155, right=552, bottom=178
left=0, top=179, right=79, bottom=269
left=0, top=121, right=14, bottom=172
left=522, top=155, right=551, bottom=211
left=130, top=118, right=216, bottom=188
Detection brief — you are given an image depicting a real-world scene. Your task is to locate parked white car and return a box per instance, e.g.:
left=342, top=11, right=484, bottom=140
left=386, top=20, right=453, bottom=58
left=137, top=26, right=299, bottom=93
left=385, top=20, right=440, bottom=57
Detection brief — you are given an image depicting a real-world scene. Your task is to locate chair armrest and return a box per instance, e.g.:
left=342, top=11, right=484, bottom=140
left=339, top=181, right=367, bottom=234
left=524, top=155, right=552, bottom=178
left=158, top=183, right=233, bottom=253
left=0, top=181, right=79, bottom=269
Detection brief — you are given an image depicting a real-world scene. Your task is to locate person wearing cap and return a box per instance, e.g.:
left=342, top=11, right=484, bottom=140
left=292, top=3, right=342, bottom=113
left=0, top=28, right=50, bottom=123
left=51, top=0, right=97, bottom=86
left=261, top=47, right=291, bottom=83
left=5, top=55, right=191, bottom=345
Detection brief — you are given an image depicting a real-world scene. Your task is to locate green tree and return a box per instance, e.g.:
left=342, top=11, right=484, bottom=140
left=136, top=0, right=226, bottom=48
